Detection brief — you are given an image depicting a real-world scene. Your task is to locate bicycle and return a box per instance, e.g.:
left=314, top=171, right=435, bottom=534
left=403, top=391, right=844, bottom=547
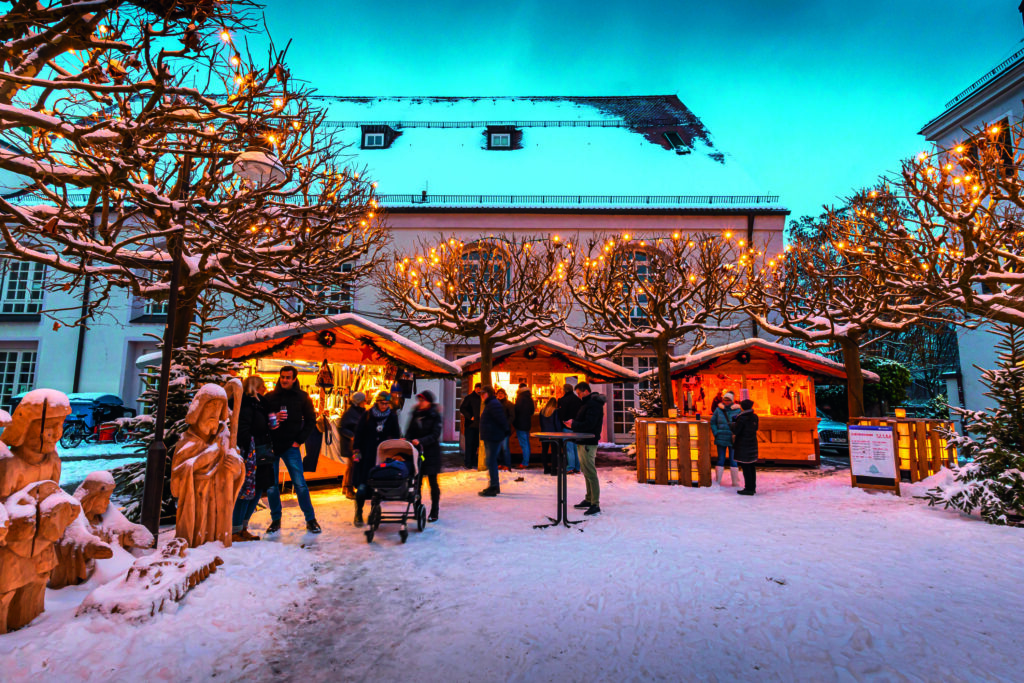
left=59, top=416, right=134, bottom=449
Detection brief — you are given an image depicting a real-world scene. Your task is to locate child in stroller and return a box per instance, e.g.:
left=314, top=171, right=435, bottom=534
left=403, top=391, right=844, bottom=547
left=362, top=439, right=428, bottom=543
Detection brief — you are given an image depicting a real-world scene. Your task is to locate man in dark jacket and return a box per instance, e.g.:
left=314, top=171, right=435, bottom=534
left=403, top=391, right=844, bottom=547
left=406, top=390, right=443, bottom=521
left=731, top=398, right=760, bottom=496
left=478, top=386, right=509, bottom=497
left=513, top=385, right=535, bottom=469
left=338, top=391, right=366, bottom=499
left=557, top=383, right=583, bottom=472
left=262, top=366, right=321, bottom=534
left=459, top=383, right=483, bottom=469
left=567, top=382, right=606, bottom=516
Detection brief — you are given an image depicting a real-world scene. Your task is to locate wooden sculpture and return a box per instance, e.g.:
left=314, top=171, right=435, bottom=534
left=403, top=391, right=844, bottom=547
left=169, top=381, right=244, bottom=548
left=0, top=389, right=80, bottom=633
left=50, top=471, right=155, bottom=589
left=77, top=538, right=224, bottom=621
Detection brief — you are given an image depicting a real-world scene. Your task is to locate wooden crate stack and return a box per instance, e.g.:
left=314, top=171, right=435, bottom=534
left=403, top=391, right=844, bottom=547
left=854, top=418, right=958, bottom=482
left=635, top=417, right=713, bottom=487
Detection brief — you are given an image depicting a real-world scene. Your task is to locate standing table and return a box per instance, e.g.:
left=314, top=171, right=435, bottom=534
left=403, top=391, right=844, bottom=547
left=532, top=432, right=592, bottom=529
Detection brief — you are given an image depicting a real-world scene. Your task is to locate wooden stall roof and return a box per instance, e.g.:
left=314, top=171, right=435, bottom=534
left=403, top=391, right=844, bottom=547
left=638, top=338, right=881, bottom=384
left=203, top=313, right=460, bottom=377
left=454, top=337, right=639, bottom=384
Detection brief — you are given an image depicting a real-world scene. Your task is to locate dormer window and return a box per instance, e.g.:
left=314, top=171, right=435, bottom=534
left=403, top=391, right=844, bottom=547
left=360, top=124, right=399, bottom=149
left=485, top=125, right=519, bottom=150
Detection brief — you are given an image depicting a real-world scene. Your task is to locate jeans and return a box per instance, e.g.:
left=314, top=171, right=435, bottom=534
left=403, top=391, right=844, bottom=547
left=562, top=426, right=579, bottom=471
left=266, top=446, right=317, bottom=523
left=498, top=436, right=511, bottom=468
left=483, top=439, right=502, bottom=488
left=716, top=445, right=735, bottom=467
left=232, top=496, right=259, bottom=533
left=541, top=440, right=555, bottom=472
left=579, top=444, right=599, bottom=506
left=516, top=430, right=532, bottom=467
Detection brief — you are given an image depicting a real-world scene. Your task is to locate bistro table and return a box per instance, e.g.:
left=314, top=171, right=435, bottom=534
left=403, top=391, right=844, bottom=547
left=532, top=431, right=592, bottom=529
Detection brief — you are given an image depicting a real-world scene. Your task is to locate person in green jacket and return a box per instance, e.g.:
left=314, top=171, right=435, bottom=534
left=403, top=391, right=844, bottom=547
left=710, top=391, right=741, bottom=486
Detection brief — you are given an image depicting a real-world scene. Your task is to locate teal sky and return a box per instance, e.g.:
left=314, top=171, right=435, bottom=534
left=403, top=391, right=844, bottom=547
left=259, top=0, right=1023, bottom=219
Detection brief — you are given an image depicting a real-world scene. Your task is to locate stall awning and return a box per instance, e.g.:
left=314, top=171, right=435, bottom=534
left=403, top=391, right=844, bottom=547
left=638, top=338, right=881, bottom=384
left=201, top=314, right=460, bottom=377
left=455, top=337, right=639, bottom=384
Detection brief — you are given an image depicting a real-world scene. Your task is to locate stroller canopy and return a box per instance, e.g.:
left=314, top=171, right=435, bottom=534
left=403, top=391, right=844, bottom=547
left=376, top=439, right=420, bottom=476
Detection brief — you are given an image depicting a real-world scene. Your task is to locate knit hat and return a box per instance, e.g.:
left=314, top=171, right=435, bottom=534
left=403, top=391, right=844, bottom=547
left=417, top=389, right=436, bottom=404
left=350, top=391, right=366, bottom=406
left=376, top=391, right=391, bottom=403
left=740, top=399, right=754, bottom=410
left=723, top=391, right=735, bottom=401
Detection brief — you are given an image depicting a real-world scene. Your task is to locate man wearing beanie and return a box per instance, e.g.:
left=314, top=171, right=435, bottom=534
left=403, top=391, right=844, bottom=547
left=405, top=390, right=443, bottom=521
left=338, top=392, right=367, bottom=499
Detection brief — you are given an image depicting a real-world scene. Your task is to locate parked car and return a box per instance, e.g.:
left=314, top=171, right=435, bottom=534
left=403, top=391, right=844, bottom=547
left=817, top=409, right=849, bottom=454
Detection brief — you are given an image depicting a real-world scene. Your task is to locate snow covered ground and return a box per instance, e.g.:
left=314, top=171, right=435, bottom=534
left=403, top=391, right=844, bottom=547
left=1, top=466, right=1022, bottom=682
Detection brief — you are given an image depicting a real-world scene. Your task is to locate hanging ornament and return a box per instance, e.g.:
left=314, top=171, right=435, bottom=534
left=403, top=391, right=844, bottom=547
left=317, top=330, right=336, bottom=348
left=524, top=347, right=538, bottom=360
left=315, top=359, right=334, bottom=393
left=737, top=351, right=752, bottom=365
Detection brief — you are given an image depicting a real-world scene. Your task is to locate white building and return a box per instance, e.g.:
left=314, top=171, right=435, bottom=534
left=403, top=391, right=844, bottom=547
left=918, top=15, right=1024, bottom=414
left=1, top=95, right=787, bottom=442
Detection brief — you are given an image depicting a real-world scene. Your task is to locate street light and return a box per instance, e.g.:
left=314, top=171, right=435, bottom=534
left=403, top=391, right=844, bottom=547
left=140, top=146, right=286, bottom=535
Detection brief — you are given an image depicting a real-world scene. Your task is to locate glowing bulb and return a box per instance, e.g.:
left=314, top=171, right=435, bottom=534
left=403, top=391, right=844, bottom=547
left=230, top=55, right=240, bottom=67
left=273, top=97, right=284, bottom=109
left=220, top=29, right=231, bottom=42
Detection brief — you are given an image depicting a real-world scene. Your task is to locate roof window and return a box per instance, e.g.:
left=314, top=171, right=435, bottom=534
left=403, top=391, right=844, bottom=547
left=663, top=131, right=690, bottom=154
left=360, top=124, right=400, bottom=149
left=485, top=125, right=519, bottom=150
left=364, top=132, right=385, bottom=148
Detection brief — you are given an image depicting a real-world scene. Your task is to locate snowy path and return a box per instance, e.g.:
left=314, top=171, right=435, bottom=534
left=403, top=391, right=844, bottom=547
left=1, top=467, right=1022, bottom=682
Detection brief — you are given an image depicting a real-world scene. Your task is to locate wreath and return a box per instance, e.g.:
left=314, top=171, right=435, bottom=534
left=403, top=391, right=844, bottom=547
left=524, top=347, right=538, bottom=360
left=737, top=350, right=752, bottom=365
left=317, top=330, right=337, bottom=348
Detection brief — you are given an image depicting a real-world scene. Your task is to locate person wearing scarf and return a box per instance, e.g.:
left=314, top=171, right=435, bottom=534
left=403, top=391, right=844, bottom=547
left=352, top=391, right=402, bottom=526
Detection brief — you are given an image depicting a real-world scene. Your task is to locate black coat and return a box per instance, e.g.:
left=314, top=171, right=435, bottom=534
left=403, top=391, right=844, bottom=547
left=538, top=408, right=560, bottom=434
left=513, top=391, right=535, bottom=432
left=237, top=393, right=272, bottom=451
left=459, top=391, right=482, bottom=430
left=338, top=404, right=366, bottom=460
left=499, top=398, right=514, bottom=435
left=480, top=397, right=510, bottom=442
left=730, top=410, right=760, bottom=463
left=406, top=404, right=443, bottom=475
left=353, top=408, right=402, bottom=485
left=558, top=392, right=582, bottom=426
left=263, top=383, right=317, bottom=455
left=572, top=393, right=607, bottom=446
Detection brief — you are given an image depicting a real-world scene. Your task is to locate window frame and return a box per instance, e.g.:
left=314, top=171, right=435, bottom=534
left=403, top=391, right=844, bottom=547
left=0, top=348, right=38, bottom=411
left=490, top=133, right=511, bottom=148
left=0, top=260, right=45, bottom=318
left=363, top=132, right=385, bottom=148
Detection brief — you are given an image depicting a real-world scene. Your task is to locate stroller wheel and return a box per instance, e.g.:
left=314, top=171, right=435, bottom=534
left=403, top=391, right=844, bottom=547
left=399, top=529, right=408, bottom=543
left=368, top=504, right=382, bottom=530
left=365, top=529, right=375, bottom=543
left=416, top=505, right=427, bottom=532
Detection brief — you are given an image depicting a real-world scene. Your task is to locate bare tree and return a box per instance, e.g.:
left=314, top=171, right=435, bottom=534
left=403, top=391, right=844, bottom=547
left=0, top=0, right=388, bottom=345
left=373, top=235, right=571, bottom=386
left=567, top=232, right=751, bottom=416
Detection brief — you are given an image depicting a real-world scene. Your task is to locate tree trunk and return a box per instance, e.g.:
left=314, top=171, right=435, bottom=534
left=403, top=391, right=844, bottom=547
left=653, top=338, right=675, bottom=417
left=840, top=338, right=865, bottom=419
left=477, top=338, right=493, bottom=471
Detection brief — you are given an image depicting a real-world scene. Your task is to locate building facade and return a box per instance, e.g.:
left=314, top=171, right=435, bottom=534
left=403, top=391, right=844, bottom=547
left=1, top=95, right=787, bottom=442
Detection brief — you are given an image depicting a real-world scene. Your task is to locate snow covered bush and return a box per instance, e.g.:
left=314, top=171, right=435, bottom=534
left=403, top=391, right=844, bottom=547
left=926, top=324, right=1024, bottom=525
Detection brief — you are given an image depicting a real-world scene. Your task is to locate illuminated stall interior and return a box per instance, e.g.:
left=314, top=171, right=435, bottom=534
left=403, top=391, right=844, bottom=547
left=206, top=313, right=460, bottom=481
left=455, top=337, right=638, bottom=452
left=641, top=338, right=879, bottom=466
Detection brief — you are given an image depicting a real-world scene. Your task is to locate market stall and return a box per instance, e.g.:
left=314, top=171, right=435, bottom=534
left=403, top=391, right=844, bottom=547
left=639, top=338, right=879, bottom=467
left=455, top=337, right=638, bottom=453
left=205, top=314, right=460, bottom=482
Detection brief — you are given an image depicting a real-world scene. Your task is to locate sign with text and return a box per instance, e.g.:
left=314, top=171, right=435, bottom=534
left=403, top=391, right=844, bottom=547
left=848, top=425, right=900, bottom=495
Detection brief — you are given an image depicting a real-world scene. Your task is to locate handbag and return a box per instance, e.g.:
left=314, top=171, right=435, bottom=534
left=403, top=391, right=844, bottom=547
left=254, top=442, right=275, bottom=465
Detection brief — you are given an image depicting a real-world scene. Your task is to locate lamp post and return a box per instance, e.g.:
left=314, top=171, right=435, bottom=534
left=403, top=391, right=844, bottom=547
left=138, top=146, right=285, bottom=536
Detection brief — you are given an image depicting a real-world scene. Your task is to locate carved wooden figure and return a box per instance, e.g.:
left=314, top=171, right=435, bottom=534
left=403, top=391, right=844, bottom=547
left=50, top=471, right=156, bottom=589
left=169, top=381, right=244, bottom=548
left=0, top=390, right=80, bottom=633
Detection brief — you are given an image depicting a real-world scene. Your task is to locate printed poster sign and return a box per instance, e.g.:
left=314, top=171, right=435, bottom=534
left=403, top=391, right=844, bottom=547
left=848, top=425, right=898, bottom=480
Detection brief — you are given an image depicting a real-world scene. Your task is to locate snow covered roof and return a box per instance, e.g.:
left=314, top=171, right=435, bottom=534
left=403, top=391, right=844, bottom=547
left=315, top=96, right=784, bottom=211
left=454, top=336, right=639, bottom=384
left=203, top=313, right=459, bottom=377
left=638, top=338, right=881, bottom=384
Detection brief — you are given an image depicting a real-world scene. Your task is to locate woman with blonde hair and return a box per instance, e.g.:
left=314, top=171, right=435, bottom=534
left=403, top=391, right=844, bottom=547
left=538, top=396, right=560, bottom=475
left=231, top=374, right=273, bottom=541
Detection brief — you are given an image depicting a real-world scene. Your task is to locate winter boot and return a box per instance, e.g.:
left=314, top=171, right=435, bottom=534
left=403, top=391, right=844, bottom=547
left=715, top=466, right=724, bottom=486
left=478, top=486, right=500, bottom=497
left=266, top=519, right=281, bottom=534
left=730, top=467, right=741, bottom=487
left=429, top=491, right=440, bottom=522
left=353, top=506, right=364, bottom=527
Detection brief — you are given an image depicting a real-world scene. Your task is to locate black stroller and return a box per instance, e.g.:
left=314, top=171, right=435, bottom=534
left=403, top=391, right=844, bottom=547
left=364, top=439, right=427, bottom=543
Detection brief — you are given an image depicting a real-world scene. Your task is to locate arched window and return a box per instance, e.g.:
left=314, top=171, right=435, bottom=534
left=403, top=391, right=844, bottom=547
left=459, top=241, right=510, bottom=315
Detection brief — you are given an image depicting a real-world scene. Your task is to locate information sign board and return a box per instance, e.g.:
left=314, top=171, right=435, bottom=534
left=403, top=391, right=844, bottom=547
left=848, top=424, right=901, bottom=495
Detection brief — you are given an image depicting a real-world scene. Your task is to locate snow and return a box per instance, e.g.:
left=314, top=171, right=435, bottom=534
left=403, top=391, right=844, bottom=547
left=314, top=97, right=779, bottom=202
left=0, top=409, right=11, bottom=428
left=80, top=471, right=116, bottom=488
left=59, top=454, right=143, bottom=488
left=454, top=336, right=639, bottom=381
left=17, top=388, right=70, bottom=409
left=1, top=467, right=1022, bottom=680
